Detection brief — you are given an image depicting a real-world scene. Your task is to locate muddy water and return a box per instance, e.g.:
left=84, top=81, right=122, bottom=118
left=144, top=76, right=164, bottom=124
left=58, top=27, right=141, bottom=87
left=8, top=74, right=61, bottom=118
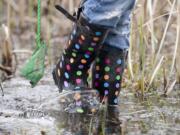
left=0, top=68, right=180, bottom=135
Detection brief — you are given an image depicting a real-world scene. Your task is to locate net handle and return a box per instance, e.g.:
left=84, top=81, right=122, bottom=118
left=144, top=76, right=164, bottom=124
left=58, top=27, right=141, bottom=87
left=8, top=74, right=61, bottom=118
left=36, top=0, right=41, bottom=48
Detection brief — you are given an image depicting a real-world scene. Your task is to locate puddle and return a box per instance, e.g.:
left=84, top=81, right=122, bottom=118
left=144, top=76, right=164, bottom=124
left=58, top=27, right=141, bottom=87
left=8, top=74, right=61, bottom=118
left=0, top=68, right=180, bottom=135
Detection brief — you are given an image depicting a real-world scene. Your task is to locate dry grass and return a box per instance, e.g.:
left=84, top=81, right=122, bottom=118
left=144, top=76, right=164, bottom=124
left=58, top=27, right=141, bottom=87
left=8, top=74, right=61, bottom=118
left=0, top=0, right=179, bottom=95
left=127, top=0, right=179, bottom=95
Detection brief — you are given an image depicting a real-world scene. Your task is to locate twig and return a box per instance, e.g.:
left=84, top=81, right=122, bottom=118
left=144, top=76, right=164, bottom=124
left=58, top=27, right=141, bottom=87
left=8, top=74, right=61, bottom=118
left=132, top=11, right=178, bottom=35
left=164, top=80, right=176, bottom=96
left=0, top=82, right=4, bottom=96
left=12, top=50, right=33, bottom=55
left=147, top=56, right=164, bottom=90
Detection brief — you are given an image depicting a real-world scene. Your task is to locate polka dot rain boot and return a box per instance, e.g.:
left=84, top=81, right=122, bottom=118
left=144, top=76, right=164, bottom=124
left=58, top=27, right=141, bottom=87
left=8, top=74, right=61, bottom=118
left=92, top=45, right=127, bottom=133
left=52, top=14, right=109, bottom=113
left=92, top=45, right=127, bottom=105
left=52, top=15, right=108, bottom=92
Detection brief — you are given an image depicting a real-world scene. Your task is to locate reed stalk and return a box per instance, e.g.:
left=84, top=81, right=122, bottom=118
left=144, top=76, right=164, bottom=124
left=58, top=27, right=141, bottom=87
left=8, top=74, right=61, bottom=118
left=148, top=0, right=155, bottom=62
left=19, top=0, right=25, bottom=28
left=138, top=17, right=146, bottom=94
left=128, top=19, right=134, bottom=79
left=170, top=7, right=179, bottom=75
left=154, top=0, right=176, bottom=65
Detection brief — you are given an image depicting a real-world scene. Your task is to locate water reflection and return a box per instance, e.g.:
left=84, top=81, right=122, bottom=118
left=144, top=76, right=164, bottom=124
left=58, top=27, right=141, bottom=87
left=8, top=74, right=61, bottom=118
left=105, top=106, right=122, bottom=134
left=49, top=90, right=123, bottom=134
left=51, top=105, right=123, bottom=135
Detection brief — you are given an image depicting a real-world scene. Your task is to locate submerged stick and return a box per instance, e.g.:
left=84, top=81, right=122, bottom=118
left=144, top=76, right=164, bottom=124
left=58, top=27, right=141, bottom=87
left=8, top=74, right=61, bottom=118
left=0, top=82, right=4, bottom=96
left=0, top=64, right=12, bottom=74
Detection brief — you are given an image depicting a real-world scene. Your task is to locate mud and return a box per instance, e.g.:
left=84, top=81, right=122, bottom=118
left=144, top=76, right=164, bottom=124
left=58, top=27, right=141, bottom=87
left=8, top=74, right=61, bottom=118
left=0, top=68, right=180, bottom=135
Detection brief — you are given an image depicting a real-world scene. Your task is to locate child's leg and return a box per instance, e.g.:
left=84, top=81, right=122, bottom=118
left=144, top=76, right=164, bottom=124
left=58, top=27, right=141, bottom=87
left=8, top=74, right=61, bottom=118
left=88, top=0, right=135, bottom=133
left=52, top=7, right=109, bottom=92
left=89, top=0, right=136, bottom=105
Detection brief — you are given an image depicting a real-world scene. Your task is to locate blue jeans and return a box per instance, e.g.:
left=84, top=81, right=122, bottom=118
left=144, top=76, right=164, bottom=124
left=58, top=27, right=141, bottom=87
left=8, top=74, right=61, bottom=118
left=82, top=0, right=136, bottom=49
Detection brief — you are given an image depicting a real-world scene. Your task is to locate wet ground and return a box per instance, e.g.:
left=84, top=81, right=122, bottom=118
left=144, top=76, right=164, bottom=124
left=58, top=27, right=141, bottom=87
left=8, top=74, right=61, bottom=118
left=0, top=68, right=180, bottom=135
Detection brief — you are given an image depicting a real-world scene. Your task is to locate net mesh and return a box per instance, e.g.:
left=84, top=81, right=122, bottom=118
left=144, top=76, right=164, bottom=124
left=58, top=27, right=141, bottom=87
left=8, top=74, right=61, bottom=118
left=21, top=42, right=46, bottom=87
left=20, top=0, right=47, bottom=87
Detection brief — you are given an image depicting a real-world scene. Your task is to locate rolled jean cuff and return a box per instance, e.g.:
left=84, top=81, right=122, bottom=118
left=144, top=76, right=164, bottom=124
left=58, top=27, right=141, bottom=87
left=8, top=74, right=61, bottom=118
left=81, top=0, right=135, bottom=49
left=82, top=0, right=135, bottom=28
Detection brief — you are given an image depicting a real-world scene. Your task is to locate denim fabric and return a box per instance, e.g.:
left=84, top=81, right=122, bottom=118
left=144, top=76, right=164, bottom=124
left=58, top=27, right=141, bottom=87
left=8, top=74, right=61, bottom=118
left=82, top=0, right=136, bottom=49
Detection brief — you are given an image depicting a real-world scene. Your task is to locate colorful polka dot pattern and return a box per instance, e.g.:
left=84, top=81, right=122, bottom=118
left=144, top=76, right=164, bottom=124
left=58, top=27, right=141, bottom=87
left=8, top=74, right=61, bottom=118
left=92, top=48, right=126, bottom=105
left=53, top=25, right=106, bottom=91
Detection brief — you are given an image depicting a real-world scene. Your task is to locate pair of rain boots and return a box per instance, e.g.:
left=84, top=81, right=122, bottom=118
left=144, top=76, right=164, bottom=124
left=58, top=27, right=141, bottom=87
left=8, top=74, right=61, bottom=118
left=52, top=6, right=127, bottom=131
left=52, top=9, right=108, bottom=113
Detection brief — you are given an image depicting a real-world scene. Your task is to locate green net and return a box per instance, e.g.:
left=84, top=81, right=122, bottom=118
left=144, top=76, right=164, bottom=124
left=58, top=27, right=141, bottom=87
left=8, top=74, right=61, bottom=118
left=20, top=0, right=47, bottom=87
left=21, top=42, right=46, bottom=87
